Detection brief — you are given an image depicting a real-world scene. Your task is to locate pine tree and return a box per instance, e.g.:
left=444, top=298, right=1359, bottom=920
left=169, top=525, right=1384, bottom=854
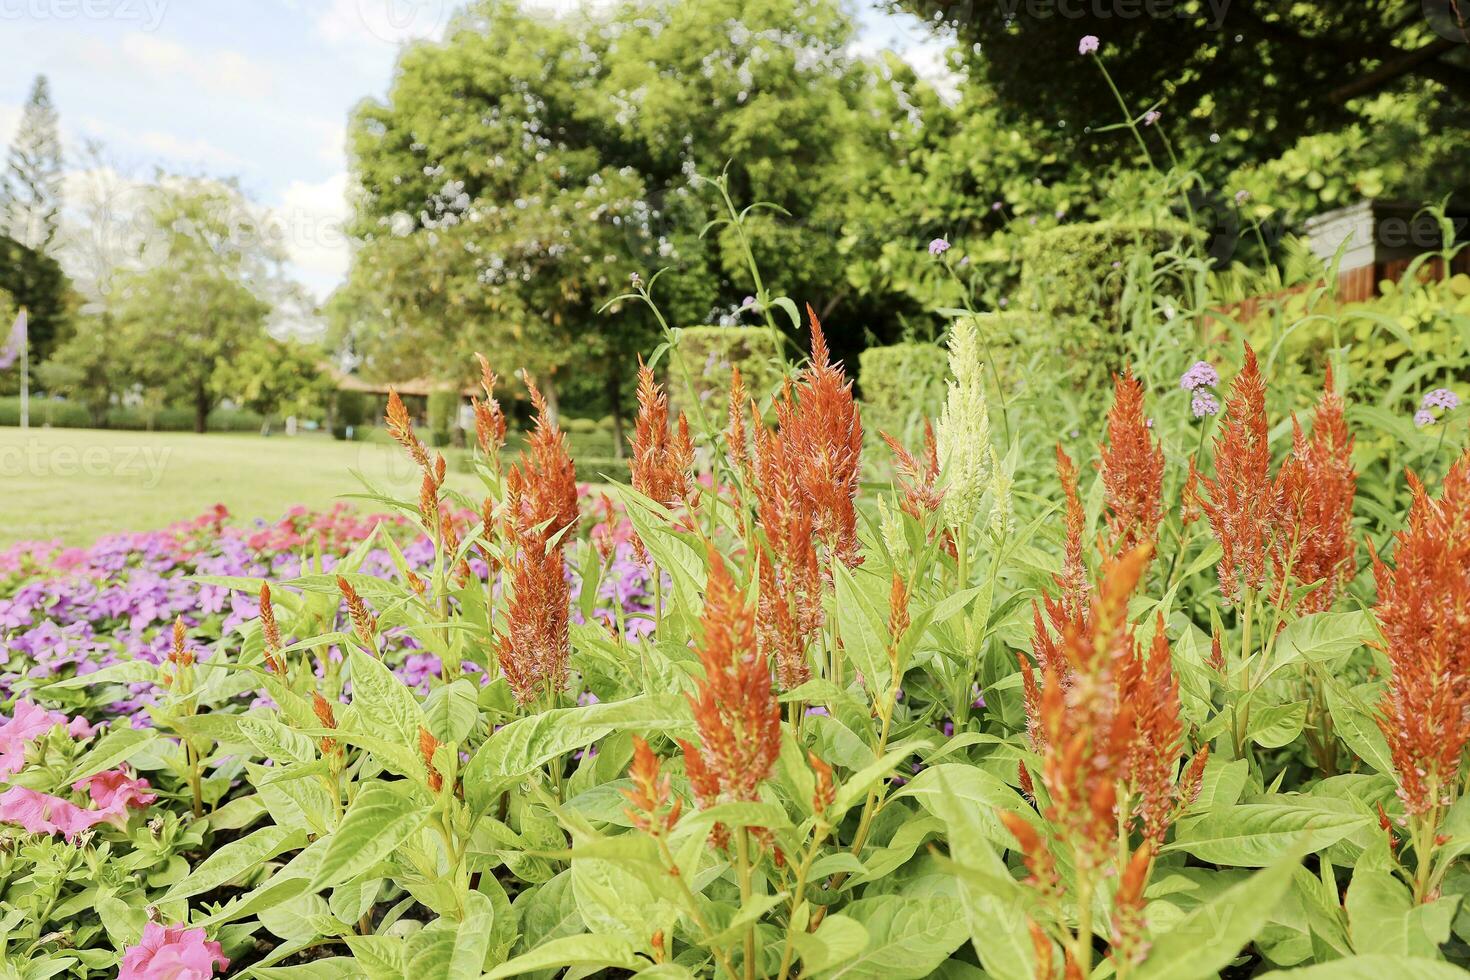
left=5, top=75, right=64, bottom=253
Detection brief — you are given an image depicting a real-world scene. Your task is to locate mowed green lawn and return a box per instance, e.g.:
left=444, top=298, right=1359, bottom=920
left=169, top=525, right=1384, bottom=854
left=0, top=427, right=482, bottom=545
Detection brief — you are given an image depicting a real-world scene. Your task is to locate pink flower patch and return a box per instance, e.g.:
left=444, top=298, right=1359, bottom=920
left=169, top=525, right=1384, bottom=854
left=75, top=769, right=157, bottom=827
left=0, top=768, right=155, bottom=839
left=0, top=785, right=94, bottom=839
left=0, top=701, right=67, bottom=777
left=119, top=923, right=229, bottom=980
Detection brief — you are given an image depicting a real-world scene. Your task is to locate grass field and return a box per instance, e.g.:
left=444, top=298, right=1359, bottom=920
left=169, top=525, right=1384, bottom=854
left=0, top=426, right=483, bottom=545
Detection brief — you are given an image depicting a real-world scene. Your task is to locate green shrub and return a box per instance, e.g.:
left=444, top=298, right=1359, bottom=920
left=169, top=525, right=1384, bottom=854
left=1019, top=221, right=1187, bottom=324
left=858, top=341, right=948, bottom=442
left=0, top=397, right=264, bottom=432
left=676, top=326, right=784, bottom=408
left=426, top=389, right=460, bottom=447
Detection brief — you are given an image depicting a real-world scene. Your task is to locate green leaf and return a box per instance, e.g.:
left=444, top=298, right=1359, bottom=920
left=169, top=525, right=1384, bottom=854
left=834, top=564, right=892, bottom=699
left=825, top=896, right=969, bottom=979
left=424, top=678, right=480, bottom=744
left=1325, top=682, right=1394, bottom=774
left=1261, top=954, right=1470, bottom=978
left=64, top=727, right=154, bottom=784
left=1250, top=701, right=1309, bottom=748
left=483, top=934, right=646, bottom=977
left=448, top=891, right=496, bottom=979
left=311, top=784, right=429, bottom=889
left=1133, top=844, right=1303, bottom=980
left=250, top=959, right=366, bottom=979
left=347, top=646, right=426, bottom=746
left=1167, top=804, right=1372, bottom=867
left=239, top=714, right=319, bottom=766
left=1346, top=868, right=1457, bottom=957
left=47, top=659, right=156, bottom=689
left=792, top=914, right=869, bottom=975
left=1272, top=611, right=1375, bottom=671
left=164, top=825, right=306, bottom=901
left=464, top=695, right=689, bottom=808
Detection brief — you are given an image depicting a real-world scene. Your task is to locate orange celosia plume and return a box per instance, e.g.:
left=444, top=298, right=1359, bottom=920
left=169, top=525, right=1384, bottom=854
left=628, top=359, right=695, bottom=564
left=765, top=306, right=863, bottom=566
left=1272, top=365, right=1357, bottom=614
left=679, top=553, right=782, bottom=847
left=1098, top=370, right=1164, bottom=557
left=1192, top=344, right=1277, bottom=604
left=495, top=382, right=577, bottom=706
left=1372, top=449, right=1470, bottom=817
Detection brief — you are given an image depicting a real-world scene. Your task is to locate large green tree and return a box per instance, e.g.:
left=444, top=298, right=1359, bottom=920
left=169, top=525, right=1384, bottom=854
left=335, top=0, right=924, bottom=420
left=891, top=0, right=1470, bottom=168
left=0, top=233, right=70, bottom=370
left=106, top=180, right=274, bottom=432
left=4, top=75, right=64, bottom=253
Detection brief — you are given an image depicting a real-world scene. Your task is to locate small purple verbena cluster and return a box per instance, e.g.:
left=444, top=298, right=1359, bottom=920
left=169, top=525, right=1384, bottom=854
left=928, top=237, right=951, bottom=257
left=1, top=503, right=656, bottom=727
left=1078, top=35, right=1100, bottom=55
left=1179, top=361, right=1219, bottom=392
left=1414, top=388, right=1460, bottom=426
left=1179, top=360, right=1221, bottom=418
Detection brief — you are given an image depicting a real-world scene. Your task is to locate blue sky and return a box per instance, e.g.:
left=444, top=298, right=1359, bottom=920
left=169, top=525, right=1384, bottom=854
left=0, top=0, right=948, bottom=300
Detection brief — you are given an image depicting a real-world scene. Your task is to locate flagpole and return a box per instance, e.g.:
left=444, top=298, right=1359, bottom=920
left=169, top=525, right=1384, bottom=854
left=19, top=306, right=28, bottom=430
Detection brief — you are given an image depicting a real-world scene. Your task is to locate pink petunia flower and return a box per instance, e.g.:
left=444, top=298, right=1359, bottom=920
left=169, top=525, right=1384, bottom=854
left=0, top=785, right=94, bottom=840
left=0, top=701, right=66, bottom=777
left=119, top=923, right=230, bottom=980
left=76, top=768, right=157, bottom=827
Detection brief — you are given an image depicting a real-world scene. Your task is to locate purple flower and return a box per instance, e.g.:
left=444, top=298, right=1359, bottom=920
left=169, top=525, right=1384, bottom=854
left=1233, top=190, right=1251, bottom=205
left=1414, top=409, right=1435, bottom=427
left=990, top=201, right=1003, bottom=212
left=998, top=296, right=1009, bottom=308
left=928, top=238, right=951, bottom=257
left=1142, top=109, right=1161, bottom=126
left=1192, top=391, right=1220, bottom=418
left=1421, top=388, right=1460, bottom=412
left=1179, top=360, right=1219, bottom=392
left=805, top=706, right=830, bottom=717
left=1078, top=35, right=1100, bottom=55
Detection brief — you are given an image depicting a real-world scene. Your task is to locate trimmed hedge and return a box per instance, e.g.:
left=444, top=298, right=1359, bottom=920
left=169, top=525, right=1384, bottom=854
left=1019, top=221, right=1188, bottom=325
left=675, top=326, right=784, bottom=408
left=858, top=342, right=948, bottom=442
left=0, top=397, right=264, bottom=432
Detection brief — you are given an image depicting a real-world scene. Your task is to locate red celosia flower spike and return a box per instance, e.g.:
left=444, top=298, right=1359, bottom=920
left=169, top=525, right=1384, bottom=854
left=765, top=306, right=863, bottom=567
left=630, top=357, right=695, bottom=508
left=1272, top=364, right=1357, bottom=614
left=385, top=389, right=431, bottom=472
left=418, top=727, right=443, bottom=792
left=496, top=467, right=572, bottom=707
left=508, top=375, right=579, bottom=546
left=1194, top=344, right=1276, bottom=604
left=1098, top=370, right=1164, bottom=557
left=880, top=420, right=945, bottom=525
left=679, top=553, right=782, bottom=847
left=726, top=365, right=749, bottom=472
left=623, top=736, right=682, bottom=835
left=471, top=353, right=508, bottom=456
left=259, top=582, right=282, bottom=675
left=629, top=358, right=696, bottom=564
left=1372, top=450, right=1470, bottom=817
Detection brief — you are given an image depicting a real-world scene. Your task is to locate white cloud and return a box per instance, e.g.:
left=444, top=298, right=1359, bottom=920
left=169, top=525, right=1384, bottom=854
left=80, top=32, right=276, bottom=101
left=76, top=114, right=243, bottom=169
left=316, top=0, right=453, bottom=47
left=268, top=171, right=352, bottom=301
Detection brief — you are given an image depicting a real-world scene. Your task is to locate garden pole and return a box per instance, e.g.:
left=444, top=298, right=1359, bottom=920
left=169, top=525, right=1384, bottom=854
left=18, top=307, right=28, bottom=430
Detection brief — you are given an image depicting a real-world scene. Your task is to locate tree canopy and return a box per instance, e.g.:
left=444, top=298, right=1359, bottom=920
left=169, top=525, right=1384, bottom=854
left=891, top=0, right=1470, bottom=168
